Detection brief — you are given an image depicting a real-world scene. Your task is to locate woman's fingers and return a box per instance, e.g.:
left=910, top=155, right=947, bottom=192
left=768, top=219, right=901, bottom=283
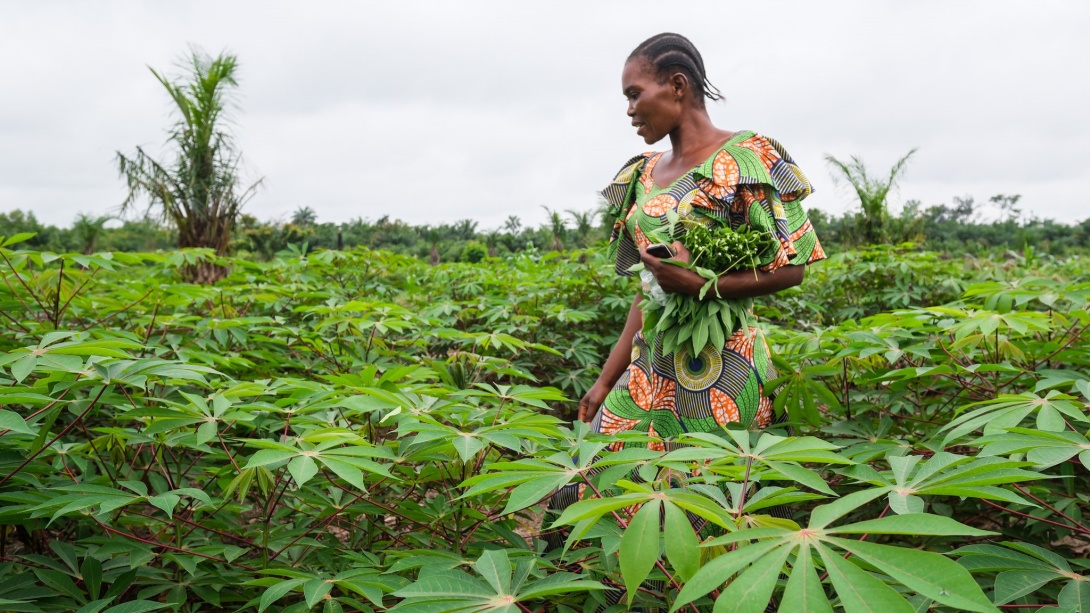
left=579, top=403, right=597, bottom=423
left=641, top=247, right=700, bottom=295
left=578, top=398, right=597, bottom=423
left=578, top=388, right=604, bottom=423
left=671, top=241, right=691, bottom=264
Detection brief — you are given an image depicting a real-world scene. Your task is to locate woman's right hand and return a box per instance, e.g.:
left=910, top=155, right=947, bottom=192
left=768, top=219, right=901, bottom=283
left=578, top=381, right=611, bottom=424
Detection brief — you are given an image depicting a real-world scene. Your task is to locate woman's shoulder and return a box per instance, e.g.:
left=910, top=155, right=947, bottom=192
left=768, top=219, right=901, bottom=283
left=708, top=130, right=797, bottom=168
left=607, top=151, right=657, bottom=184
left=697, top=130, right=812, bottom=202
left=601, top=151, right=657, bottom=209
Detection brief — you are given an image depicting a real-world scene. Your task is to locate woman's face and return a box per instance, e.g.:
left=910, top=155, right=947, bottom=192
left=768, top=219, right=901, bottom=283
left=622, top=58, right=683, bottom=145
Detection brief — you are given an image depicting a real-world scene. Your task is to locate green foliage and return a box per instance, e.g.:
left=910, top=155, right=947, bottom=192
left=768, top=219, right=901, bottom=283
left=1, top=234, right=1089, bottom=611
left=683, top=223, right=779, bottom=277
left=825, top=149, right=917, bottom=245
left=8, top=191, right=1090, bottom=264
left=71, top=214, right=113, bottom=256
left=639, top=220, right=780, bottom=357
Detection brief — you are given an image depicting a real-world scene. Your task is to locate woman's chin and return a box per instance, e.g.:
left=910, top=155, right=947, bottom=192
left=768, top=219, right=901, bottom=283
left=641, top=132, right=663, bottom=145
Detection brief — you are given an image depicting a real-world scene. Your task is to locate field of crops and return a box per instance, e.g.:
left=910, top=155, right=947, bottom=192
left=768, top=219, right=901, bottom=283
left=0, top=234, right=1088, bottom=612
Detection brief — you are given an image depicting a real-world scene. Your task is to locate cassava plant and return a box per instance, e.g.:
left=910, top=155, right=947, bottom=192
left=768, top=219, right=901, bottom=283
left=0, top=232, right=1087, bottom=612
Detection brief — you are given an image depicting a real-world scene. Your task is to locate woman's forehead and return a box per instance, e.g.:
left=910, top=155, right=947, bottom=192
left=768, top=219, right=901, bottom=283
left=622, top=58, right=656, bottom=85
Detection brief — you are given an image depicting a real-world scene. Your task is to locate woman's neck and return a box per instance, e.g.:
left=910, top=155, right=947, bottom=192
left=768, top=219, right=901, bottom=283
left=665, top=109, right=733, bottom=166
left=668, top=110, right=723, bottom=154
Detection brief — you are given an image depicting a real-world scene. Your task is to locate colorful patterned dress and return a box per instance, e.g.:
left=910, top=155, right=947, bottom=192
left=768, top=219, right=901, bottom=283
left=543, top=133, right=824, bottom=608
left=594, top=130, right=826, bottom=451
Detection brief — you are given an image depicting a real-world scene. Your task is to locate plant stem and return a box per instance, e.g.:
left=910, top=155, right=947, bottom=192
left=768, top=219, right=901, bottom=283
left=578, top=472, right=701, bottom=613
left=0, top=384, right=108, bottom=487
left=51, top=258, right=63, bottom=326
left=1011, top=484, right=1090, bottom=535
left=978, top=499, right=1090, bottom=536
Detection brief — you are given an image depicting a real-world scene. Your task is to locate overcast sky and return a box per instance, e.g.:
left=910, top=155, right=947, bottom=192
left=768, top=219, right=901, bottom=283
left=2, top=1, right=1088, bottom=231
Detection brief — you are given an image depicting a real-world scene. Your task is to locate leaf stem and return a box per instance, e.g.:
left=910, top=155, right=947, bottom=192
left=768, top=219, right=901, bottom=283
left=978, top=498, right=1090, bottom=536
left=578, top=472, right=701, bottom=613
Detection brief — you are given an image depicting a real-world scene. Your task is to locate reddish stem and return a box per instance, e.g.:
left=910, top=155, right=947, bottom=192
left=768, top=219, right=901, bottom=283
left=0, top=385, right=108, bottom=487
left=579, top=472, right=701, bottom=613
left=1012, top=484, right=1090, bottom=535
left=978, top=499, right=1090, bottom=536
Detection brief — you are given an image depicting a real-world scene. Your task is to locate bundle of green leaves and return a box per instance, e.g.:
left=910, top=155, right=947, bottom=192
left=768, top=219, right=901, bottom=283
left=640, top=220, right=779, bottom=357
left=683, top=221, right=779, bottom=277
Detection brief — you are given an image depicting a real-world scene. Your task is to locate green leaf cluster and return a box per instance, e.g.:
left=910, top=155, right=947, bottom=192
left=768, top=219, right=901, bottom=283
left=0, top=240, right=1088, bottom=611
left=640, top=221, right=778, bottom=357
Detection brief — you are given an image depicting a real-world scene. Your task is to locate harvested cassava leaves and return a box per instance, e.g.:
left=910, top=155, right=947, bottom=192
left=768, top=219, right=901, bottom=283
left=639, top=222, right=779, bottom=357
left=683, top=222, right=779, bottom=278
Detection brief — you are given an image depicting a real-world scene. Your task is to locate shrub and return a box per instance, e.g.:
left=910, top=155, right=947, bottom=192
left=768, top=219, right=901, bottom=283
left=460, top=240, right=489, bottom=263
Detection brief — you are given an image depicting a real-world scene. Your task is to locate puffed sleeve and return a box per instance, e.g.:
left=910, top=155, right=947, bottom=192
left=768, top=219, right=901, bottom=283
left=603, top=154, right=650, bottom=277
left=693, top=133, right=826, bottom=273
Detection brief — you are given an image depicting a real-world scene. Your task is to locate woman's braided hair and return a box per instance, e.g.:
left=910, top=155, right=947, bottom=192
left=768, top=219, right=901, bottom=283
left=628, top=33, right=724, bottom=105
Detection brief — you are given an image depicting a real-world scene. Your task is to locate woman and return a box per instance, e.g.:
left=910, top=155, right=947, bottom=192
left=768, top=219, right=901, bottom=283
left=578, top=32, right=826, bottom=451
left=545, top=34, right=825, bottom=611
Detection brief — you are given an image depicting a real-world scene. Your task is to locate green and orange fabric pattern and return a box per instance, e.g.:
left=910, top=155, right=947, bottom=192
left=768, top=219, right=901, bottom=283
left=597, top=131, right=826, bottom=451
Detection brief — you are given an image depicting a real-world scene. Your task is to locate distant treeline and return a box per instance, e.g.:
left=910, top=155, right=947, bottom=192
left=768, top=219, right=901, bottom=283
left=4, top=194, right=1088, bottom=262
left=811, top=194, right=1090, bottom=255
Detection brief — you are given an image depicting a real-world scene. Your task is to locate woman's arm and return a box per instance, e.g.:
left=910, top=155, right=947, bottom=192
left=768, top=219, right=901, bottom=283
left=640, top=241, right=805, bottom=298
left=578, top=293, right=643, bottom=423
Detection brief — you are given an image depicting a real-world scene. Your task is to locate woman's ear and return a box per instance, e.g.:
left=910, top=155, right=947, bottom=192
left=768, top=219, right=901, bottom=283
left=670, top=72, right=689, bottom=102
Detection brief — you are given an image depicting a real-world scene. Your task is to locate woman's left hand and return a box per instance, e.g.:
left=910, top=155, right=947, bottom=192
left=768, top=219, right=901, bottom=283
left=640, top=241, right=701, bottom=296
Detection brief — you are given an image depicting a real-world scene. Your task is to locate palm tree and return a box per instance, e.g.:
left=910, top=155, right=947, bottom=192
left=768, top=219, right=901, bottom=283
left=291, top=206, right=318, bottom=226
left=420, top=226, right=442, bottom=265
left=825, top=149, right=916, bottom=245
left=990, top=194, right=1023, bottom=224
left=501, top=216, right=524, bottom=252
left=565, top=209, right=594, bottom=248
left=541, top=206, right=567, bottom=252
left=482, top=230, right=501, bottom=257
left=117, top=47, right=261, bottom=283
left=71, top=213, right=112, bottom=255
left=452, top=219, right=479, bottom=241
